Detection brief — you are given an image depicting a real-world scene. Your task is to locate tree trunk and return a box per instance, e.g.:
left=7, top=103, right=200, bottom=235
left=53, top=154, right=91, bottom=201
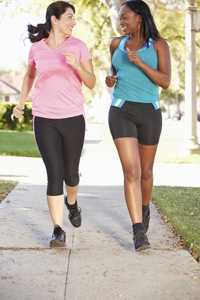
left=103, top=0, right=124, bottom=33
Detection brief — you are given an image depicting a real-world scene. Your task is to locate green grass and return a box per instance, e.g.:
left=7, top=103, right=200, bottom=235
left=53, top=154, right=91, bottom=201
left=153, top=186, right=200, bottom=261
left=1, top=129, right=200, bottom=163
left=0, top=130, right=40, bottom=157
left=0, top=180, right=17, bottom=203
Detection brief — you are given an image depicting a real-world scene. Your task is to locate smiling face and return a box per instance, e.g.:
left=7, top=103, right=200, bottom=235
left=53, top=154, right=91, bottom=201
left=119, top=5, right=141, bottom=35
left=52, top=8, right=76, bottom=37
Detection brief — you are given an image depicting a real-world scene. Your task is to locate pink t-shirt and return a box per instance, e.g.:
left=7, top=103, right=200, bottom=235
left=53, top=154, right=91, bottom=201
left=28, top=36, right=91, bottom=119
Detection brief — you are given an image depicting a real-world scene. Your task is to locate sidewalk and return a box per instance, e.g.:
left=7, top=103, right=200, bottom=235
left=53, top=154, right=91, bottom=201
left=0, top=123, right=200, bottom=300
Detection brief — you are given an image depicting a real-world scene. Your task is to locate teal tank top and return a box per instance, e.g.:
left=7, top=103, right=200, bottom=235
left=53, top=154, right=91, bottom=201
left=111, top=36, right=159, bottom=109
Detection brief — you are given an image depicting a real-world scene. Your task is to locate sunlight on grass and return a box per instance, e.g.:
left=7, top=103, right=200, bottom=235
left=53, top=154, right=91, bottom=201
left=153, top=186, right=200, bottom=261
left=0, top=130, right=40, bottom=157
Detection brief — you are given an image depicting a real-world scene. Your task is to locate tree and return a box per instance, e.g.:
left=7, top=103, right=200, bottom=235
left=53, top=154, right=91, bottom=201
left=1, top=0, right=200, bottom=108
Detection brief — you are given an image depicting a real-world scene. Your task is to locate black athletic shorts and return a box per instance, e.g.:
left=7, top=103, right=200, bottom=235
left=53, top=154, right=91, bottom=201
left=109, top=101, right=162, bottom=145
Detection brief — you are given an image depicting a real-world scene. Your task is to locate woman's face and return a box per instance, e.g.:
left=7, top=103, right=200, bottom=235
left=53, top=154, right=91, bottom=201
left=55, top=8, right=76, bottom=36
left=119, top=5, right=141, bottom=35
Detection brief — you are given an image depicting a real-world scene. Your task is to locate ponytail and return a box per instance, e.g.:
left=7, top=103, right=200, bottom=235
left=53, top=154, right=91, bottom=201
left=27, top=22, right=50, bottom=43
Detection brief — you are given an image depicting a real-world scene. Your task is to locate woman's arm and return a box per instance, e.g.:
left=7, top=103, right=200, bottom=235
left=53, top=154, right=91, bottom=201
left=64, top=52, right=96, bottom=89
left=12, top=64, right=36, bottom=118
left=127, top=39, right=171, bottom=89
left=110, top=38, right=121, bottom=75
left=105, top=37, right=121, bottom=88
left=75, top=59, right=96, bottom=89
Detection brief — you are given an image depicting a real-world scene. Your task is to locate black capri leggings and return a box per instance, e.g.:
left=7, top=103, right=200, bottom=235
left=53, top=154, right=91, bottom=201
left=34, top=115, right=85, bottom=196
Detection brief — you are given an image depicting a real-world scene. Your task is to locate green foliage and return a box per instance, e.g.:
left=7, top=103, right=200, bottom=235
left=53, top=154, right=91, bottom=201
left=1, top=0, right=200, bottom=104
left=153, top=186, right=200, bottom=261
left=0, top=102, right=32, bottom=131
left=0, top=130, right=40, bottom=156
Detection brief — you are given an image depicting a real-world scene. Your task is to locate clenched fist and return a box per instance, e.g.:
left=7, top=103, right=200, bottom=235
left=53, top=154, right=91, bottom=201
left=105, top=75, right=117, bottom=88
left=64, top=52, right=80, bottom=70
left=127, top=48, right=142, bottom=67
left=11, top=104, right=24, bottom=120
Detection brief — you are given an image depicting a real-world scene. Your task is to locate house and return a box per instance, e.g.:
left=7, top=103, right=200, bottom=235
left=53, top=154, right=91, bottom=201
left=0, top=79, right=20, bottom=102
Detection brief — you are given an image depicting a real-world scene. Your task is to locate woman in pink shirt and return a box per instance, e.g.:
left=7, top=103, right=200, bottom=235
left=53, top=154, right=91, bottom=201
left=12, top=1, right=96, bottom=247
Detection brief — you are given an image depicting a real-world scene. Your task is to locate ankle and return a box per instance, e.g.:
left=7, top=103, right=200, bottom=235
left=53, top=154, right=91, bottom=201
left=68, top=202, right=78, bottom=210
left=143, top=201, right=150, bottom=207
left=53, top=224, right=64, bottom=232
left=132, top=222, right=144, bottom=233
left=142, top=204, right=150, bottom=212
left=65, top=197, right=78, bottom=209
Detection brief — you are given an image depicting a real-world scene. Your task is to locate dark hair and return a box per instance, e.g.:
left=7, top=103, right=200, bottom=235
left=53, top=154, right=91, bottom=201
left=27, top=1, right=75, bottom=43
left=121, top=0, right=161, bottom=41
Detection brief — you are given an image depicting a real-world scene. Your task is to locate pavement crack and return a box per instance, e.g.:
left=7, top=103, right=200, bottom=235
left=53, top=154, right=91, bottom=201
left=0, top=247, right=59, bottom=251
left=64, top=231, right=75, bottom=300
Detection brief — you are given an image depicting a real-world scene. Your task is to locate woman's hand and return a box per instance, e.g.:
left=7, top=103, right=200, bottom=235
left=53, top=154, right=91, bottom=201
left=11, top=104, right=24, bottom=120
left=127, top=48, right=142, bottom=67
left=105, top=75, right=117, bottom=88
left=64, top=52, right=80, bottom=70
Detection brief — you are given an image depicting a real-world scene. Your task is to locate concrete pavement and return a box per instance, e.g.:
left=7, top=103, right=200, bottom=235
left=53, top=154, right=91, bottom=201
left=0, top=123, right=200, bottom=300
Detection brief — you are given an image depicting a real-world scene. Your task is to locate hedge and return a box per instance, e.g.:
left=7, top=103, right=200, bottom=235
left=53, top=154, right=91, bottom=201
left=0, top=102, right=33, bottom=131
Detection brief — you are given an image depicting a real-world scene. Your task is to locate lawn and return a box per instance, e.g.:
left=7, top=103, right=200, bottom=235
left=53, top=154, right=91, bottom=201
left=1, top=129, right=200, bottom=162
left=0, top=180, right=17, bottom=203
left=0, top=130, right=40, bottom=157
left=153, top=186, right=200, bottom=261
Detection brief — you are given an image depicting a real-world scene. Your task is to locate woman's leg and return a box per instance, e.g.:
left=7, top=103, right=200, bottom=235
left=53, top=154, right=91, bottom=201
left=58, top=116, right=85, bottom=227
left=34, top=117, right=65, bottom=228
left=114, top=137, right=150, bottom=250
left=137, top=105, right=162, bottom=232
left=109, top=106, right=150, bottom=250
left=139, top=144, right=158, bottom=233
left=59, top=115, right=85, bottom=202
left=66, top=185, right=79, bottom=205
left=139, top=144, right=158, bottom=206
left=47, top=195, right=64, bottom=227
left=114, top=137, right=142, bottom=224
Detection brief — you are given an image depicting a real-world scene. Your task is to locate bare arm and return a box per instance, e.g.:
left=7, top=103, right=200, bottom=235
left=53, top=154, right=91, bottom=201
left=12, top=64, right=36, bottom=118
left=75, top=59, right=96, bottom=89
left=105, top=38, right=121, bottom=87
left=127, top=39, right=171, bottom=89
left=110, top=37, right=121, bottom=75
left=64, top=53, right=96, bottom=89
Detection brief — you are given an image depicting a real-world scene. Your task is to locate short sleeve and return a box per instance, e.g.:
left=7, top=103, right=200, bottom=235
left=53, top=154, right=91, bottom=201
left=28, top=46, right=35, bottom=66
left=80, top=42, right=91, bottom=63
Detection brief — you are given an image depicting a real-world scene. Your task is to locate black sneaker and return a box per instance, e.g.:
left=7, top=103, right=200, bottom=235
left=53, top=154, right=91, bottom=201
left=142, top=204, right=150, bottom=233
left=64, top=197, right=81, bottom=228
left=133, top=224, right=150, bottom=252
left=50, top=225, right=66, bottom=248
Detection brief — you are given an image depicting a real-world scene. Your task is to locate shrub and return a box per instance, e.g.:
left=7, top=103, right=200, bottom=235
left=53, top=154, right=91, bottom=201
left=0, top=102, right=33, bottom=131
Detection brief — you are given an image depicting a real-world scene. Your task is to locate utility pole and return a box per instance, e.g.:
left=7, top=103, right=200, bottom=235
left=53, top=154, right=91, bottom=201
left=185, top=0, right=200, bottom=149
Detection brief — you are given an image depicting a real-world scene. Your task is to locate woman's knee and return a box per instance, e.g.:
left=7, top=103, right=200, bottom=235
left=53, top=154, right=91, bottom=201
left=64, top=172, right=79, bottom=187
left=141, top=168, right=153, bottom=181
left=123, top=165, right=141, bottom=183
left=47, top=175, right=64, bottom=195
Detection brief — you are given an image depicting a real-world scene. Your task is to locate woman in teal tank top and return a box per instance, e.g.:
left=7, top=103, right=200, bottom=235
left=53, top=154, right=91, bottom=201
left=105, top=0, right=171, bottom=251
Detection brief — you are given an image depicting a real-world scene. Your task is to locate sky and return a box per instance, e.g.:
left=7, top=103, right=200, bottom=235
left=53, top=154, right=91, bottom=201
left=0, top=0, right=43, bottom=70
left=0, top=0, right=90, bottom=70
